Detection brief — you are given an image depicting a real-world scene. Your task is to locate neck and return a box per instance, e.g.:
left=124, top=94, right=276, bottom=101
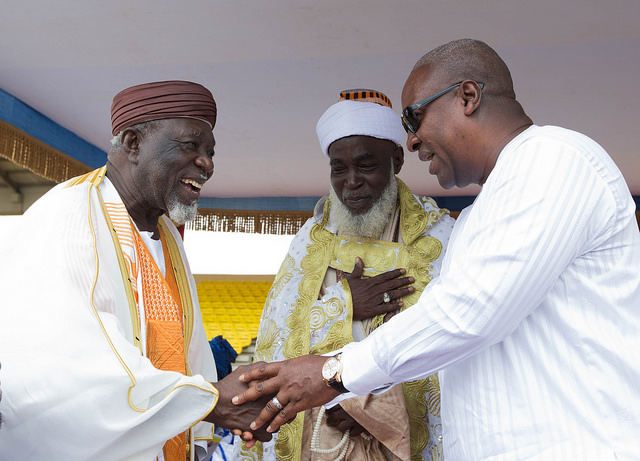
left=480, top=119, right=532, bottom=185
left=106, top=161, right=162, bottom=237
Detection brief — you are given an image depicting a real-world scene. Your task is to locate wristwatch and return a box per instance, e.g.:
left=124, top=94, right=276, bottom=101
left=321, top=353, right=349, bottom=393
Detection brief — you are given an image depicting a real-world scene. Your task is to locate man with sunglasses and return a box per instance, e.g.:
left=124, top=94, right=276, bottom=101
left=234, top=39, right=640, bottom=460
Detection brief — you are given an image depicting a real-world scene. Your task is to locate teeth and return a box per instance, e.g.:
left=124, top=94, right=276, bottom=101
left=181, top=179, right=202, bottom=190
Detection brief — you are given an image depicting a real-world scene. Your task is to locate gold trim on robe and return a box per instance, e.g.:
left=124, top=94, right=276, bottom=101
left=242, top=179, right=453, bottom=461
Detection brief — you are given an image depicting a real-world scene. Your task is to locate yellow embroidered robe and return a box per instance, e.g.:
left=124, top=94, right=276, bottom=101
left=240, top=179, right=455, bottom=461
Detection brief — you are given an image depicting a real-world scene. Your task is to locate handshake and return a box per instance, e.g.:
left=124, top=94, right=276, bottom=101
left=204, top=355, right=343, bottom=446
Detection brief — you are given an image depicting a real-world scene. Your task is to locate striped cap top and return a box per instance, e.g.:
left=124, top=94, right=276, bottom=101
left=339, top=89, right=392, bottom=108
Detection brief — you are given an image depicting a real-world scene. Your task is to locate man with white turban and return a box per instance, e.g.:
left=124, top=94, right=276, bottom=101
left=238, top=90, right=455, bottom=461
left=0, top=80, right=272, bottom=461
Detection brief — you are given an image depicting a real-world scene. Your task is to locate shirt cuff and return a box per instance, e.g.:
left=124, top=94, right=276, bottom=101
left=340, top=340, right=395, bottom=396
left=325, top=393, right=350, bottom=409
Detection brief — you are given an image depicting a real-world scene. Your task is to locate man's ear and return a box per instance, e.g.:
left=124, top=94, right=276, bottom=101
left=460, top=80, right=483, bottom=116
left=120, top=128, right=141, bottom=164
left=393, top=145, right=404, bottom=174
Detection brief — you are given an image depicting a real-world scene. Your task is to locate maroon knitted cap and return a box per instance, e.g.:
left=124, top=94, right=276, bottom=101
left=111, top=80, right=217, bottom=135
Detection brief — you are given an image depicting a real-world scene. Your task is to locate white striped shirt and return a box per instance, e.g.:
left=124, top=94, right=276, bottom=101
left=340, top=125, right=640, bottom=460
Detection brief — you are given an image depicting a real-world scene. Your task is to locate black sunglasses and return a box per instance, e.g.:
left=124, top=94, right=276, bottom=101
left=401, top=81, right=484, bottom=133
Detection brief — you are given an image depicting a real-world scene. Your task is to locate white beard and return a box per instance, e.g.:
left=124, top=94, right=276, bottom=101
left=167, top=199, right=198, bottom=225
left=329, top=173, right=398, bottom=240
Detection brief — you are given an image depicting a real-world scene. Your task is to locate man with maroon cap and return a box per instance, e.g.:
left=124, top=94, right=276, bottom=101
left=0, top=81, right=272, bottom=461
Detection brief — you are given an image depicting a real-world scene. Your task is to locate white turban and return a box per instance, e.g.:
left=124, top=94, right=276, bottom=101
left=316, top=100, right=406, bottom=156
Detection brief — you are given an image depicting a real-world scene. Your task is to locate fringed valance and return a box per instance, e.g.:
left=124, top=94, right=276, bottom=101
left=2, top=115, right=637, bottom=234
left=187, top=208, right=314, bottom=235
left=0, top=120, right=91, bottom=183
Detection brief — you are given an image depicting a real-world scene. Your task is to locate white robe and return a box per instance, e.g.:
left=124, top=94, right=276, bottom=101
left=339, top=125, right=640, bottom=460
left=0, top=175, right=218, bottom=460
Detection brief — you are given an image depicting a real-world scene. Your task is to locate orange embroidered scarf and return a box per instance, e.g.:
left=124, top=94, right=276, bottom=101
left=70, top=167, right=189, bottom=460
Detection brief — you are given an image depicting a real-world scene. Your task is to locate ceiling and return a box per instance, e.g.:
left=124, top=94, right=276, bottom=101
left=1, top=0, right=639, bottom=204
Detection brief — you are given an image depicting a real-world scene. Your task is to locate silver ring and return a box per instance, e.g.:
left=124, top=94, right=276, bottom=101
left=383, top=292, right=391, bottom=304
left=271, top=396, right=284, bottom=410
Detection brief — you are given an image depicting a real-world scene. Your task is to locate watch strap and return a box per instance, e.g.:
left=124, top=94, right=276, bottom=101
left=327, top=376, right=349, bottom=393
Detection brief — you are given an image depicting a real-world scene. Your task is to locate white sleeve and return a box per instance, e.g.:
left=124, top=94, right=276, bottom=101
left=340, top=131, right=617, bottom=395
left=0, top=184, right=219, bottom=460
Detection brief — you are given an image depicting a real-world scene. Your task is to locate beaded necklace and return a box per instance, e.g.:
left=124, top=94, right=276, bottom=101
left=309, top=406, right=351, bottom=461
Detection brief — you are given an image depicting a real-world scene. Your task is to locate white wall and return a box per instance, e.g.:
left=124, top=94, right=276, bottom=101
left=0, top=216, right=294, bottom=275
left=182, top=230, right=294, bottom=275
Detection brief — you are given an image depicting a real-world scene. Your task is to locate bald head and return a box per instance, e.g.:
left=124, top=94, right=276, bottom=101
left=413, top=38, right=516, bottom=100
left=401, top=39, right=533, bottom=189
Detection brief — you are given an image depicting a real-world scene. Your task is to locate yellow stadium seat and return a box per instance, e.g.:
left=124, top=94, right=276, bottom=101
left=196, top=279, right=273, bottom=354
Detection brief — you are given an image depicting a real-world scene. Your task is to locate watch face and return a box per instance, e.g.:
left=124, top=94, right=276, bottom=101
left=322, top=357, right=340, bottom=380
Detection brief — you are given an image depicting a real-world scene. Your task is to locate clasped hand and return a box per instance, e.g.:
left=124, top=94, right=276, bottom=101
left=222, top=257, right=413, bottom=445
left=205, top=364, right=276, bottom=443
left=325, top=404, right=365, bottom=436
left=231, top=355, right=339, bottom=444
